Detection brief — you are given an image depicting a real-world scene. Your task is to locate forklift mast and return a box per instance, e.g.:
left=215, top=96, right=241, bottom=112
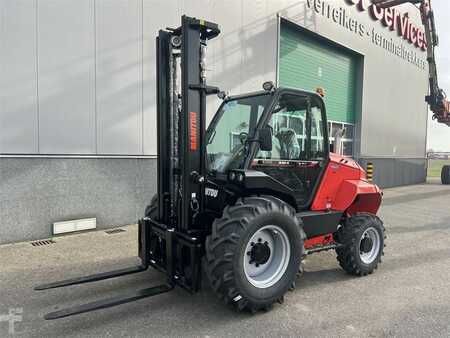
left=156, top=16, right=220, bottom=232
left=34, top=16, right=222, bottom=320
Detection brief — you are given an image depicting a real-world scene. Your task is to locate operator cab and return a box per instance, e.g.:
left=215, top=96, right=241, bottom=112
left=206, top=83, right=329, bottom=209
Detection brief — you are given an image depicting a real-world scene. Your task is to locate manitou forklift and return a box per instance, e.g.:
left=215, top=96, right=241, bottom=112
left=35, top=15, right=386, bottom=319
left=374, top=0, right=450, bottom=183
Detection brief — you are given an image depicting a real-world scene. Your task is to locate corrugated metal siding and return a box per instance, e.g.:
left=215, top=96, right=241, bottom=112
left=0, top=0, right=428, bottom=158
left=0, top=0, right=278, bottom=156
left=279, top=24, right=357, bottom=124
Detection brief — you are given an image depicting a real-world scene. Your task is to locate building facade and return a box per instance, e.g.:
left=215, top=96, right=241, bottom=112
left=0, top=0, right=428, bottom=243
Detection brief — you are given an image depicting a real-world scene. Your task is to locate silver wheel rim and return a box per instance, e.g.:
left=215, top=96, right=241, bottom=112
left=359, top=227, right=381, bottom=264
left=243, top=225, right=290, bottom=289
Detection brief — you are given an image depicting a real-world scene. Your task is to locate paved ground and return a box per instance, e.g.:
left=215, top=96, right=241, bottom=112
left=1, top=178, right=449, bottom=337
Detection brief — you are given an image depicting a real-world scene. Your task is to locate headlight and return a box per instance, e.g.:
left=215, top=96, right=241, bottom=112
left=262, top=81, right=274, bottom=91
left=228, top=171, right=245, bottom=183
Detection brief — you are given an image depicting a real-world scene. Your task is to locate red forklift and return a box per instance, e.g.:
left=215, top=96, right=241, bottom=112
left=36, top=15, right=385, bottom=319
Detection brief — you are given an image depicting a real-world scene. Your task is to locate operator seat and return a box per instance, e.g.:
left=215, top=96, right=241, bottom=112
left=253, top=127, right=313, bottom=206
left=276, top=128, right=300, bottom=160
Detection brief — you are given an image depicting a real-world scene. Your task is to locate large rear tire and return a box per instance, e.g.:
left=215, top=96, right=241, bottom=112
left=335, top=213, right=385, bottom=276
left=441, top=165, right=450, bottom=185
left=205, top=196, right=305, bottom=313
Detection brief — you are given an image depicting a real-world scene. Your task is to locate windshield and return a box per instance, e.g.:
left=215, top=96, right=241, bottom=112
left=207, top=94, right=271, bottom=173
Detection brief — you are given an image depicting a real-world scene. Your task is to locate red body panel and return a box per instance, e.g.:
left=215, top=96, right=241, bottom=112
left=311, top=153, right=382, bottom=215
left=304, top=154, right=382, bottom=249
left=304, top=234, right=334, bottom=250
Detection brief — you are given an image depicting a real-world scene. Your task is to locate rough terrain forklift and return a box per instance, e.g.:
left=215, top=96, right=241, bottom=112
left=36, top=15, right=385, bottom=320
left=373, top=0, right=450, bottom=183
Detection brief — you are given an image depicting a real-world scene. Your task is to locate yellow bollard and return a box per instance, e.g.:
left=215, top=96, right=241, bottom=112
left=366, top=162, right=374, bottom=182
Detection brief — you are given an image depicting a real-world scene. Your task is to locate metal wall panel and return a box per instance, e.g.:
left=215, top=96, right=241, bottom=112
left=0, top=0, right=38, bottom=153
left=241, top=0, right=277, bottom=91
left=208, top=0, right=243, bottom=99
left=205, top=0, right=279, bottom=123
left=0, top=0, right=280, bottom=156
left=96, top=0, right=142, bottom=154
left=203, top=0, right=243, bottom=124
left=37, top=0, right=96, bottom=154
left=180, top=0, right=212, bottom=20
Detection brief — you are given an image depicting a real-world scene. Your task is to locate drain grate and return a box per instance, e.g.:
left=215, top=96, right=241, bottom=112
left=31, top=239, right=56, bottom=247
left=105, top=228, right=126, bottom=235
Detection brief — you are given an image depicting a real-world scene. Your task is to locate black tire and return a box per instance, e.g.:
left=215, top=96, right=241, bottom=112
left=335, top=213, right=386, bottom=276
left=441, top=165, right=450, bottom=185
left=145, top=194, right=158, bottom=218
left=205, top=196, right=305, bottom=313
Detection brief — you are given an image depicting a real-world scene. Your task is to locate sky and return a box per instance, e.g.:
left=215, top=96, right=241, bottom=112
left=426, top=1, right=450, bottom=152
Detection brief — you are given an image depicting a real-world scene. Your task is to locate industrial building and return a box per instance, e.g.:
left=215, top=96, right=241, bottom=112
left=0, top=0, right=428, bottom=243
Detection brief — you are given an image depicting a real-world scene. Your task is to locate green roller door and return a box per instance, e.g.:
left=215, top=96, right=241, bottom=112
left=279, top=24, right=358, bottom=124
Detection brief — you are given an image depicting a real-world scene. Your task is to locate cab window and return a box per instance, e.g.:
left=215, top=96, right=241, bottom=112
left=257, top=94, right=325, bottom=160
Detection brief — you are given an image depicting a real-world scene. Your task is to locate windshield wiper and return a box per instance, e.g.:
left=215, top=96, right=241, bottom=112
left=207, top=130, right=216, bottom=145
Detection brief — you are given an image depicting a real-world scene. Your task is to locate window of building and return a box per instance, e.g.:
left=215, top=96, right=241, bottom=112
left=327, top=121, right=354, bottom=157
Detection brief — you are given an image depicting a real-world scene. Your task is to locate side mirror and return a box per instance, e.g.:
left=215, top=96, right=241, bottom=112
left=258, top=128, right=272, bottom=151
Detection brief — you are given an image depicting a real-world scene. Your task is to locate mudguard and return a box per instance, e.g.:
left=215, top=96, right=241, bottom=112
left=333, top=180, right=382, bottom=215
left=311, top=153, right=382, bottom=216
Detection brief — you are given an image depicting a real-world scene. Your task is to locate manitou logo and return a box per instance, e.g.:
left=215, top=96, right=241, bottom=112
left=205, top=188, right=219, bottom=198
left=189, top=111, right=198, bottom=151
left=345, top=0, right=427, bottom=50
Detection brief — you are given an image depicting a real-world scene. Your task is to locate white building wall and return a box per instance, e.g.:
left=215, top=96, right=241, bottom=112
left=0, top=0, right=38, bottom=153
left=0, top=0, right=427, bottom=158
left=96, top=0, right=143, bottom=155
left=0, top=0, right=278, bottom=156
left=37, top=0, right=96, bottom=154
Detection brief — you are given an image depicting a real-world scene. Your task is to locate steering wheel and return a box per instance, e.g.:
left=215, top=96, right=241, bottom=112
left=211, top=144, right=246, bottom=171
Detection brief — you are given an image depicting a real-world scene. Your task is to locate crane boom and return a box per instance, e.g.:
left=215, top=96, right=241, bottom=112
left=373, top=0, right=450, bottom=126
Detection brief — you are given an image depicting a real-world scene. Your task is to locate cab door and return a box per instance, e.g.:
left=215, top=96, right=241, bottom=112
left=252, top=92, right=328, bottom=208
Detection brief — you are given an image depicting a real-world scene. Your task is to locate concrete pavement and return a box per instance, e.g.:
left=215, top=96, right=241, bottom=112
left=1, top=178, right=449, bottom=337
